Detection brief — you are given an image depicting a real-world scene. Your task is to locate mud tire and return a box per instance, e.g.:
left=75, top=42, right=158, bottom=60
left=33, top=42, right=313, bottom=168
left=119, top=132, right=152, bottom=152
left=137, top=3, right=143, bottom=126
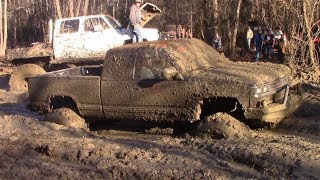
left=196, top=112, right=251, bottom=139
left=44, top=108, right=88, bottom=130
left=9, top=64, right=46, bottom=92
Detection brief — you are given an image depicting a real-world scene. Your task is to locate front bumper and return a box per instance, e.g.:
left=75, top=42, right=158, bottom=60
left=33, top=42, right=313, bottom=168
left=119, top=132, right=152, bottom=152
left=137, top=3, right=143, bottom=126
left=245, top=85, right=302, bottom=124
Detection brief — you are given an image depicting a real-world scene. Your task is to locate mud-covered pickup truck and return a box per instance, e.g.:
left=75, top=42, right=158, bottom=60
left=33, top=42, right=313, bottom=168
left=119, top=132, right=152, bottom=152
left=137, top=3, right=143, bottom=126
left=27, top=38, right=302, bottom=129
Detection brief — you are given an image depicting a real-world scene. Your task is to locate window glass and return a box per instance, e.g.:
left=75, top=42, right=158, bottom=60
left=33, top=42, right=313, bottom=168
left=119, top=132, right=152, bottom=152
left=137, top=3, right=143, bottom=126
left=134, top=54, right=171, bottom=80
left=84, top=17, right=109, bottom=32
left=59, top=19, right=79, bottom=34
left=104, top=16, right=121, bottom=28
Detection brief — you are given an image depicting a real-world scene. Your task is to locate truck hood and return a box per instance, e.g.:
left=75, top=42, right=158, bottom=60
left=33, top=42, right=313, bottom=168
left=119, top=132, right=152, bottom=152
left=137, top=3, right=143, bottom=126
left=187, top=61, right=291, bottom=86
left=140, top=3, right=162, bottom=27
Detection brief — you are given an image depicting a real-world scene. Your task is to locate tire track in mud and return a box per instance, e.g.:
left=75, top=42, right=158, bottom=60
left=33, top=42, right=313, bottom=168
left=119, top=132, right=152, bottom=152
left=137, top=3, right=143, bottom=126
left=0, top=101, right=42, bottom=119
left=177, top=130, right=320, bottom=179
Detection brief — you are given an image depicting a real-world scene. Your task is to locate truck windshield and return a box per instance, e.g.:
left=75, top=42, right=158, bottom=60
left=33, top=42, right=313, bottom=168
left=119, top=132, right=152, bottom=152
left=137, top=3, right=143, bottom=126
left=105, top=16, right=121, bottom=29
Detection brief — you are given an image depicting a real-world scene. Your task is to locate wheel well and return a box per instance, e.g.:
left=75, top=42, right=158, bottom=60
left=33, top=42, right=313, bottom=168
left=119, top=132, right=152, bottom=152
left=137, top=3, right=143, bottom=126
left=200, top=97, right=246, bottom=120
left=49, top=96, right=80, bottom=115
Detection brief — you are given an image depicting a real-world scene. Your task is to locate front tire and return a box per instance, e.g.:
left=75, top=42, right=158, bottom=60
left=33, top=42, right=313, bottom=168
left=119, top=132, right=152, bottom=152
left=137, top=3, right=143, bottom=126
left=196, top=112, right=251, bottom=139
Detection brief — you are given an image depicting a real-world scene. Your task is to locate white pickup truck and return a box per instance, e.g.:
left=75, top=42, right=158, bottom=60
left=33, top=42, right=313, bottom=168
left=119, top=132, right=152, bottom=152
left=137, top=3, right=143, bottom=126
left=5, top=3, right=161, bottom=91
left=5, top=3, right=161, bottom=65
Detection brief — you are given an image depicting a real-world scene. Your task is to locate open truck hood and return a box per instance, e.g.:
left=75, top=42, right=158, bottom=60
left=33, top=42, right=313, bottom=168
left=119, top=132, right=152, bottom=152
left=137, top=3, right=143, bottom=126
left=140, top=3, right=162, bottom=27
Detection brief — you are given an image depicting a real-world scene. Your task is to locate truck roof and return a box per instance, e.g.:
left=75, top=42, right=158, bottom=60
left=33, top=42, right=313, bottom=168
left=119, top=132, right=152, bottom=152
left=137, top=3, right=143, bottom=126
left=104, top=38, right=291, bottom=85
left=105, top=38, right=229, bottom=73
left=54, top=14, right=115, bottom=22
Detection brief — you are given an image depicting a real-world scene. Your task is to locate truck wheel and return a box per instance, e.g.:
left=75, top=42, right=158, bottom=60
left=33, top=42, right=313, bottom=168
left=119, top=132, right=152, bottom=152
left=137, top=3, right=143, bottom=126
left=195, top=112, right=251, bottom=139
left=44, top=108, right=88, bottom=130
left=9, top=64, right=46, bottom=92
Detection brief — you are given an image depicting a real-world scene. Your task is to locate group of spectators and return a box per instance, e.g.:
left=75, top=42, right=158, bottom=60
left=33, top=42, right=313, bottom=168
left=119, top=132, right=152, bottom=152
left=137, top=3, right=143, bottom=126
left=130, top=0, right=288, bottom=63
left=212, top=26, right=288, bottom=62
left=248, top=27, right=287, bottom=61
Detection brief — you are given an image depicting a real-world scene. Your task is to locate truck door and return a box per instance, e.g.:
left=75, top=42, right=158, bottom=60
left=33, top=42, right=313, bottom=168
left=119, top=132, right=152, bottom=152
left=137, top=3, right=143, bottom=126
left=101, top=54, right=190, bottom=120
left=81, top=17, right=110, bottom=59
left=53, top=19, right=81, bottom=61
left=129, top=57, right=190, bottom=111
left=81, top=16, right=130, bottom=59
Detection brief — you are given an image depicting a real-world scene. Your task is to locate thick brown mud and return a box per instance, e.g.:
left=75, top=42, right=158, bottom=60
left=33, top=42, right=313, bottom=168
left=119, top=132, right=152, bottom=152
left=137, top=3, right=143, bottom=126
left=0, top=65, right=319, bottom=179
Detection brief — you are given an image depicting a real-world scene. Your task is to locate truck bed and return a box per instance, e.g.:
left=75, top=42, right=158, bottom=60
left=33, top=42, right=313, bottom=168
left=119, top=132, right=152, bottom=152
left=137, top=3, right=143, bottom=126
left=27, top=65, right=103, bottom=116
left=5, top=43, right=53, bottom=62
left=41, top=65, right=103, bottom=77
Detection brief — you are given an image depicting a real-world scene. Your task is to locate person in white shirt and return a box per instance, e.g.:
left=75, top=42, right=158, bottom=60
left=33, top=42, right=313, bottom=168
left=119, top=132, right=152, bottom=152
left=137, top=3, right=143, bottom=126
left=246, top=27, right=253, bottom=49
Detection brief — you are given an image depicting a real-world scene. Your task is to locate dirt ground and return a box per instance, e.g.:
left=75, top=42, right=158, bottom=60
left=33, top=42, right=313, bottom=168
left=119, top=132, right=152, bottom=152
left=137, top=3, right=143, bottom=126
left=0, top=63, right=319, bottom=179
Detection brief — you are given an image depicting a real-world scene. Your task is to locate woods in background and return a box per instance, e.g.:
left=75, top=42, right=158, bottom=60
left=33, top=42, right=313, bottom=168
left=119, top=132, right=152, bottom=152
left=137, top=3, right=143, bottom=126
left=1, top=0, right=320, bottom=73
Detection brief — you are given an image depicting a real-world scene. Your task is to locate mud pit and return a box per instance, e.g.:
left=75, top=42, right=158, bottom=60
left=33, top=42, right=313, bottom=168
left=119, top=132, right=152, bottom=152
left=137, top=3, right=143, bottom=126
left=0, top=63, right=319, bottom=179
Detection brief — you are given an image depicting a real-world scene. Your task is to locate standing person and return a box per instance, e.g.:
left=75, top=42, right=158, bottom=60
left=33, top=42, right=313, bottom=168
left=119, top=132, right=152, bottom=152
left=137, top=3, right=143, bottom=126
left=129, top=0, right=143, bottom=43
left=254, top=30, right=263, bottom=62
left=212, top=32, right=222, bottom=50
left=264, top=29, right=275, bottom=60
left=274, top=27, right=283, bottom=40
left=246, top=27, right=253, bottom=49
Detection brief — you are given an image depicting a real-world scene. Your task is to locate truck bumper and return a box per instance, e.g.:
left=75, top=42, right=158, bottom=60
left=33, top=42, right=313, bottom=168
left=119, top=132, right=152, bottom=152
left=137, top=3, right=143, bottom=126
left=245, top=93, right=302, bottom=124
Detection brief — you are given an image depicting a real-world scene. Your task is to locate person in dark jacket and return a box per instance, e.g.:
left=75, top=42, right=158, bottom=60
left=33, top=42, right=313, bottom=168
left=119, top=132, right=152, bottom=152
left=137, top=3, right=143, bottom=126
left=129, top=0, right=143, bottom=43
left=264, top=30, right=275, bottom=60
left=254, top=30, right=263, bottom=62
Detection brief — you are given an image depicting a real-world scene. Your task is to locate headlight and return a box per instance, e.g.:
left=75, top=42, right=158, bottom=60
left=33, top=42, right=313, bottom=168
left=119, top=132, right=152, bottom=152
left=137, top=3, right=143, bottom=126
left=252, top=85, right=271, bottom=98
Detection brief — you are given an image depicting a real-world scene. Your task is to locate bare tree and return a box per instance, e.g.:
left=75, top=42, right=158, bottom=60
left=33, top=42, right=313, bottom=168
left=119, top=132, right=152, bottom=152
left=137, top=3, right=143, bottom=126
left=69, top=0, right=75, bottom=17
left=55, top=0, right=62, bottom=18
left=83, top=0, right=90, bottom=16
left=0, top=0, right=8, bottom=58
left=75, top=0, right=82, bottom=17
left=230, top=0, right=242, bottom=55
left=302, top=0, right=319, bottom=67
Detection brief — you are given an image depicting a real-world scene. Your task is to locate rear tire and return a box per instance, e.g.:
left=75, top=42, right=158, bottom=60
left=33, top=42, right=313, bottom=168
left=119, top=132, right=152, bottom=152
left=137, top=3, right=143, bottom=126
left=9, top=64, right=46, bottom=92
left=44, top=108, right=88, bottom=130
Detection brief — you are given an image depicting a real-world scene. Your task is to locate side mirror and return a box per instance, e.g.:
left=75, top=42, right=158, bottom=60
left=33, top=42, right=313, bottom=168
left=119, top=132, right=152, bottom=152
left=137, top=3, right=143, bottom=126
left=163, top=67, right=177, bottom=80
left=163, top=67, right=183, bottom=80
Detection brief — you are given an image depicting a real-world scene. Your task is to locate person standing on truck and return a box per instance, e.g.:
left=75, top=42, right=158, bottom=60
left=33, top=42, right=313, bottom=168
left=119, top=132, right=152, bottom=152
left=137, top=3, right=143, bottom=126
left=130, top=0, right=143, bottom=43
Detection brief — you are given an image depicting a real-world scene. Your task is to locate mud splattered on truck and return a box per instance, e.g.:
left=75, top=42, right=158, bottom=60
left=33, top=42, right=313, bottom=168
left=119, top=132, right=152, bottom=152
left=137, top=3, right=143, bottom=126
left=27, top=38, right=301, bottom=129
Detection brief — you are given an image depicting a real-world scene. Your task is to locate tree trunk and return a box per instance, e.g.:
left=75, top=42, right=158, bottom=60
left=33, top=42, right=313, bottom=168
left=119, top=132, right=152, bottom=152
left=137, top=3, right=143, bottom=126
left=189, top=4, right=193, bottom=38
left=0, top=0, right=7, bottom=58
left=83, top=0, right=89, bottom=16
left=231, top=0, right=242, bottom=56
left=69, top=0, right=74, bottom=17
left=302, top=0, right=316, bottom=66
left=75, top=0, right=82, bottom=17
left=55, top=0, right=62, bottom=18
left=212, top=0, right=218, bottom=31
left=175, top=0, right=179, bottom=38
left=0, top=0, right=3, bottom=58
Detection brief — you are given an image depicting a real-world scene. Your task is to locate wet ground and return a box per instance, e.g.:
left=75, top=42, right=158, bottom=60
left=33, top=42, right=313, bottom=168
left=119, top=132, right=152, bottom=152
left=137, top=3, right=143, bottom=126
left=0, top=64, right=319, bottom=179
